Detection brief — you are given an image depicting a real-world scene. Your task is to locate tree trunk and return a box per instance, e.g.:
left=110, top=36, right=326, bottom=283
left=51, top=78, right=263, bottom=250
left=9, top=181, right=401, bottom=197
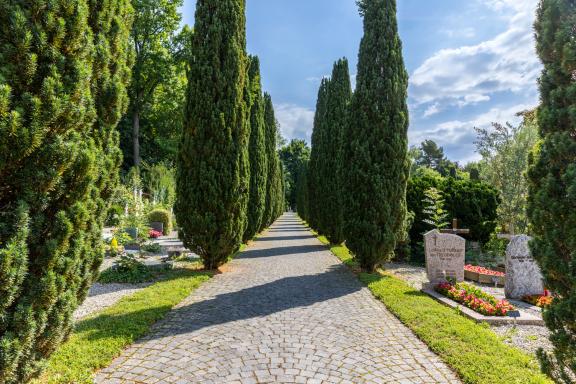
left=132, top=109, right=140, bottom=167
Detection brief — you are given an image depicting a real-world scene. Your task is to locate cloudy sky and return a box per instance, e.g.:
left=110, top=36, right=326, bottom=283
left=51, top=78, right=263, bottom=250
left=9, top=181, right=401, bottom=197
left=181, top=0, right=541, bottom=164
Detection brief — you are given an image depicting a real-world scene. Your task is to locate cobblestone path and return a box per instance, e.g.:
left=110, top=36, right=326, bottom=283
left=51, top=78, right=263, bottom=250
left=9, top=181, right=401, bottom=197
left=95, top=213, right=460, bottom=384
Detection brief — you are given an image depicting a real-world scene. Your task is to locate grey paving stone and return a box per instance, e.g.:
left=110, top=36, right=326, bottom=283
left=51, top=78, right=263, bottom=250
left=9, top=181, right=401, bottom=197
left=95, top=213, right=460, bottom=383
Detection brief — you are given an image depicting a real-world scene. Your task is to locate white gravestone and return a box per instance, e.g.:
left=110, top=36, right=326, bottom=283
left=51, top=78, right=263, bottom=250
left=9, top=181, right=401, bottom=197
left=424, top=229, right=466, bottom=284
left=505, top=235, right=544, bottom=299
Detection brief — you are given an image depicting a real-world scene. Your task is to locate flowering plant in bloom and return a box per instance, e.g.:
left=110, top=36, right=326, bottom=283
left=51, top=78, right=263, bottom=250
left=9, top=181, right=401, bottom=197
left=464, top=264, right=505, bottom=277
left=435, top=281, right=514, bottom=316
left=149, top=229, right=162, bottom=239
left=522, top=294, right=553, bottom=308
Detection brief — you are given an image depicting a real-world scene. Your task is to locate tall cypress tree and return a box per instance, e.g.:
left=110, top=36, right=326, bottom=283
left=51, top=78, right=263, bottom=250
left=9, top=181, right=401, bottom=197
left=244, top=56, right=268, bottom=241
left=321, top=58, right=352, bottom=244
left=308, top=78, right=330, bottom=232
left=176, top=0, right=249, bottom=270
left=528, top=1, right=576, bottom=380
left=343, top=0, right=410, bottom=271
left=262, top=93, right=280, bottom=228
left=0, top=1, right=132, bottom=381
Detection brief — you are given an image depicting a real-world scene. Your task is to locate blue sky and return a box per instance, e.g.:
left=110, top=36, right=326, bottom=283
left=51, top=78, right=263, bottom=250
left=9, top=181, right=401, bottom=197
left=181, top=0, right=541, bottom=164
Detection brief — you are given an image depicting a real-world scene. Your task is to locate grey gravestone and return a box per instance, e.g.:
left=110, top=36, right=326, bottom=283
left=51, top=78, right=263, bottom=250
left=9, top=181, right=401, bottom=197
left=505, top=235, right=544, bottom=299
left=150, top=221, right=164, bottom=233
left=424, top=229, right=466, bottom=284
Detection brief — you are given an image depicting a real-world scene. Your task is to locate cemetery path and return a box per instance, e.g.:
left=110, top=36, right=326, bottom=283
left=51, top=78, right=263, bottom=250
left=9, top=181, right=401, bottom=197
left=95, top=213, right=460, bottom=384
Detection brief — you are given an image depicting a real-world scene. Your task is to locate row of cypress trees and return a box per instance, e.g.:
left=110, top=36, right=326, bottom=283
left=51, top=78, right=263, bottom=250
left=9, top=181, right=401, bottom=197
left=0, top=0, right=134, bottom=382
left=175, top=0, right=283, bottom=271
left=299, top=0, right=410, bottom=271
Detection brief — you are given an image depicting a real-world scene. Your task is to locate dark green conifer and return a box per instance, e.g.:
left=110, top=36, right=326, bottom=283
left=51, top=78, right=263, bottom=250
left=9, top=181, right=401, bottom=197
left=0, top=0, right=132, bottom=381
left=528, top=1, right=576, bottom=380
left=296, top=161, right=310, bottom=222
left=308, top=78, right=330, bottom=232
left=342, top=0, right=410, bottom=271
left=244, top=56, right=268, bottom=241
left=321, top=58, right=352, bottom=244
left=176, top=0, right=250, bottom=269
left=262, top=93, right=282, bottom=228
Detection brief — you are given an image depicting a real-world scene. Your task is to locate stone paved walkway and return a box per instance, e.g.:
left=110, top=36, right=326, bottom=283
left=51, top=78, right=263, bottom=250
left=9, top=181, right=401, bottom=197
left=95, top=213, right=460, bottom=384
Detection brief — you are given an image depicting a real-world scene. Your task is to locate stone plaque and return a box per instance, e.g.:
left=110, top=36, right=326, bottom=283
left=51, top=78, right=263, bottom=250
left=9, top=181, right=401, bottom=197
left=424, top=229, right=466, bottom=284
left=505, top=235, right=544, bottom=299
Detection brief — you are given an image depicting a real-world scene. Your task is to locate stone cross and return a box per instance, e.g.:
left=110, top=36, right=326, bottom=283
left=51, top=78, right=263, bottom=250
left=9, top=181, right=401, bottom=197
left=505, top=235, right=544, bottom=299
left=424, top=229, right=466, bottom=284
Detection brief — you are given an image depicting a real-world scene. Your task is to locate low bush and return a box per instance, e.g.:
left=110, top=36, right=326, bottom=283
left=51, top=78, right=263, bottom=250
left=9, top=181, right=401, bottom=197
left=435, top=281, right=514, bottom=316
left=148, top=208, right=172, bottom=235
left=99, top=254, right=152, bottom=283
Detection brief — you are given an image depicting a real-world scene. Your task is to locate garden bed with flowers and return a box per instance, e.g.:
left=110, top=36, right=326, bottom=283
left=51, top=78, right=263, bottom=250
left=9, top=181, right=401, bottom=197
left=522, top=294, right=553, bottom=308
left=435, top=281, right=514, bottom=316
left=464, top=264, right=505, bottom=286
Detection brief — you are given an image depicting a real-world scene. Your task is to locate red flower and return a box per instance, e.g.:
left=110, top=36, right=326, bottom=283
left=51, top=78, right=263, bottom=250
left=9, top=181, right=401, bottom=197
left=149, top=229, right=162, bottom=239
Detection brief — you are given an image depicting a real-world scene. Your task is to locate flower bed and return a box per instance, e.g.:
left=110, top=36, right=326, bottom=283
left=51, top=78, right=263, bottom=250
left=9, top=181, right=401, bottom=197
left=435, top=281, right=514, bottom=316
left=464, top=264, right=505, bottom=285
left=149, top=229, right=162, bottom=239
left=522, top=294, right=553, bottom=308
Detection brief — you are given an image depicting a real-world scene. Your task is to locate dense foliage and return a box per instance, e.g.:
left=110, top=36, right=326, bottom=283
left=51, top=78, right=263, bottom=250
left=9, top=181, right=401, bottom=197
left=528, top=0, right=576, bottom=381
left=342, top=0, right=410, bottom=270
left=0, top=0, right=133, bottom=381
left=244, top=56, right=268, bottom=241
left=148, top=209, right=172, bottom=235
left=279, top=139, right=310, bottom=210
left=176, top=0, right=250, bottom=270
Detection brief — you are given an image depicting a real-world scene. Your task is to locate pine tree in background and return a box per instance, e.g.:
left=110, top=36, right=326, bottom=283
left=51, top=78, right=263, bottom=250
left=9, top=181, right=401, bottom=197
left=308, top=78, right=330, bottom=232
left=244, top=56, right=268, bottom=242
left=176, top=0, right=249, bottom=270
left=342, top=0, right=410, bottom=271
left=0, top=0, right=133, bottom=381
left=321, top=58, right=352, bottom=244
left=262, top=93, right=282, bottom=228
left=528, top=1, right=576, bottom=380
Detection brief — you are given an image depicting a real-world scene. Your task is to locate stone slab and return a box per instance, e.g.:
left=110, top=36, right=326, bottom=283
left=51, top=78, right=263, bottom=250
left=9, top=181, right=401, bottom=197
left=424, top=229, right=466, bottom=284
left=505, top=235, right=544, bottom=299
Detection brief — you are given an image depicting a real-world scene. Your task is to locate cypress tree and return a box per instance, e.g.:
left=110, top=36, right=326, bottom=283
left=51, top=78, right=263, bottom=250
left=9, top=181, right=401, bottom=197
left=296, top=161, right=310, bottom=222
left=308, top=78, right=330, bottom=232
left=176, top=0, right=249, bottom=270
left=321, top=58, right=352, bottom=244
left=343, top=0, right=410, bottom=271
left=0, top=0, right=132, bottom=381
left=243, top=56, right=268, bottom=241
left=262, top=93, right=280, bottom=228
left=528, top=1, right=576, bottom=380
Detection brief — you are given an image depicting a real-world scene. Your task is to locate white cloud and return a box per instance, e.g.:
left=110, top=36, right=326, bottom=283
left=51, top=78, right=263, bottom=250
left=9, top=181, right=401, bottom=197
left=440, top=27, right=476, bottom=39
left=274, top=103, right=315, bottom=144
left=423, top=103, right=441, bottom=118
left=410, top=0, right=540, bottom=108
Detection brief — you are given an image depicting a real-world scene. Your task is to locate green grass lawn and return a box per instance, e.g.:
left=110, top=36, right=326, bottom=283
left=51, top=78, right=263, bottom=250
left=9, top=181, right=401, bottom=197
left=313, top=234, right=552, bottom=384
left=34, top=267, right=212, bottom=384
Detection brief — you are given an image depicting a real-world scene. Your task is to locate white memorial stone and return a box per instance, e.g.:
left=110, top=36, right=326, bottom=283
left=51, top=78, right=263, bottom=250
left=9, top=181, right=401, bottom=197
left=424, top=229, right=466, bottom=284
left=505, top=235, right=544, bottom=299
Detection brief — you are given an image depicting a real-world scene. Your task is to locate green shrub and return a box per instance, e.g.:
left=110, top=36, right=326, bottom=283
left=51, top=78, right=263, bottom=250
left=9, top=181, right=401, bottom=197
left=106, top=204, right=124, bottom=226
left=148, top=209, right=172, bottom=235
left=99, top=254, right=152, bottom=284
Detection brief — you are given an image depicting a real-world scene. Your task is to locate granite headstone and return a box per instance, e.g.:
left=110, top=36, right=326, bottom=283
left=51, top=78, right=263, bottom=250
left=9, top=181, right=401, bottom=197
left=505, top=235, right=544, bottom=299
left=424, top=229, right=466, bottom=284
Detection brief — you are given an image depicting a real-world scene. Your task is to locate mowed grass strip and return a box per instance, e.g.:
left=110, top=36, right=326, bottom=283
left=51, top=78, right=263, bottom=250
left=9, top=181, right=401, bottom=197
left=35, top=268, right=213, bottom=384
left=313, top=233, right=551, bottom=384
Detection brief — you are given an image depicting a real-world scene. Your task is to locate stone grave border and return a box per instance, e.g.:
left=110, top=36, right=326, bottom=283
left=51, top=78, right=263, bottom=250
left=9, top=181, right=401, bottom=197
left=421, top=285, right=544, bottom=326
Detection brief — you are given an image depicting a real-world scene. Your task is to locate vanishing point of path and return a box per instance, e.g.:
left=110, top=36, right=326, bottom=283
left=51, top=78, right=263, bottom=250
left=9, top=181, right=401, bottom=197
left=95, top=213, right=460, bottom=384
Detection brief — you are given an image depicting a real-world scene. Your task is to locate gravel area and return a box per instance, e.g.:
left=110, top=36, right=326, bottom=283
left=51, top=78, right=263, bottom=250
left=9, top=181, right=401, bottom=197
left=383, top=262, right=553, bottom=357
left=74, top=282, right=150, bottom=320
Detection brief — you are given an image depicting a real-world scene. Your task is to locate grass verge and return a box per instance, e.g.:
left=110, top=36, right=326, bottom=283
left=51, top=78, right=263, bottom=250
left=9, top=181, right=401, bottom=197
left=34, top=267, right=212, bottom=384
left=314, top=234, right=551, bottom=384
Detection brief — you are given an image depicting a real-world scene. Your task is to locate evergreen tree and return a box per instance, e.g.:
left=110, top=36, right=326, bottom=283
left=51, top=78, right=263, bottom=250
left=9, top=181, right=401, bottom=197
left=176, top=0, right=249, bottom=270
left=342, top=0, right=410, bottom=271
left=243, top=56, right=268, bottom=241
left=278, top=139, right=311, bottom=210
left=0, top=1, right=132, bottom=381
left=528, top=1, right=576, bottom=381
left=262, top=93, right=281, bottom=228
left=308, top=78, right=330, bottom=232
left=296, top=161, right=310, bottom=222
left=321, top=58, right=352, bottom=244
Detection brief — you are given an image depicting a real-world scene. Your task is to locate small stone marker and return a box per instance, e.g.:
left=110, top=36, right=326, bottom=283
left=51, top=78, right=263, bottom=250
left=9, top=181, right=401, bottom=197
left=505, top=235, right=544, bottom=299
left=424, top=229, right=466, bottom=284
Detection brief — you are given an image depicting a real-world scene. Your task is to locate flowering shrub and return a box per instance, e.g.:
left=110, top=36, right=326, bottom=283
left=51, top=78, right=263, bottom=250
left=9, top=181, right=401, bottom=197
left=149, top=229, right=162, bottom=239
left=435, top=281, right=514, bottom=316
left=464, top=264, right=505, bottom=277
left=522, top=294, right=553, bottom=308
